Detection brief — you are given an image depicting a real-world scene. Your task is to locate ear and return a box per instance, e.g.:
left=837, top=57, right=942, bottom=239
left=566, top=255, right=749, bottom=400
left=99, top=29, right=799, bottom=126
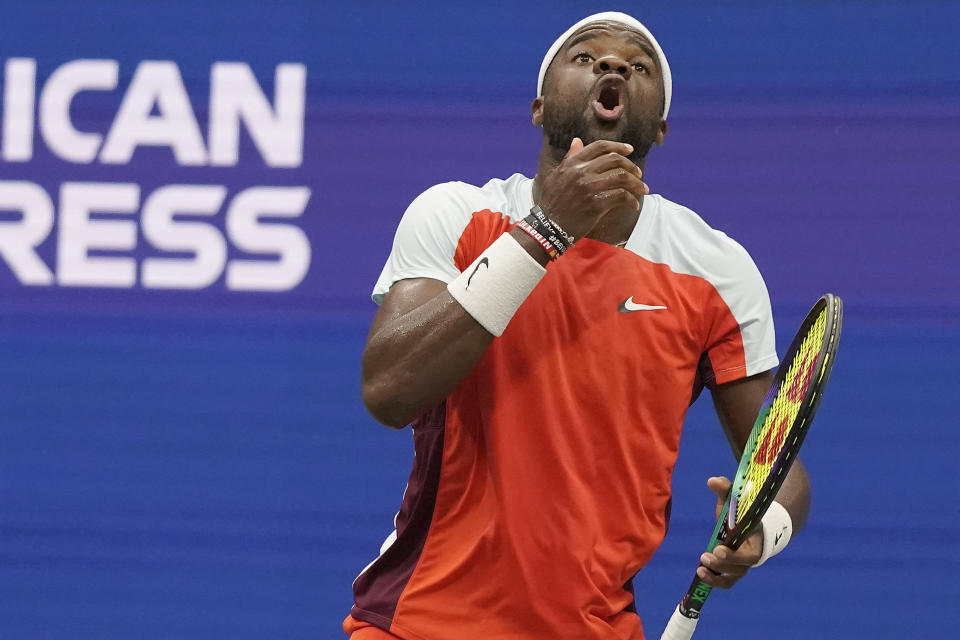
left=531, top=97, right=544, bottom=126
left=655, top=118, right=668, bottom=146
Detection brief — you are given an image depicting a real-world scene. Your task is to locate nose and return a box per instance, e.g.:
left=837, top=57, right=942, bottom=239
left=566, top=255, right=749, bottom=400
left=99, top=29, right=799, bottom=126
left=593, top=55, right=631, bottom=79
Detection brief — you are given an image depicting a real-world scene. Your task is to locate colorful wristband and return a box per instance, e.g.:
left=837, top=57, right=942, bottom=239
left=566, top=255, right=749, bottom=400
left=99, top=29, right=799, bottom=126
left=516, top=219, right=559, bottom=260
left=530, top=204, right=575, bottom=247
left=523, top=209, right=569, bottom=256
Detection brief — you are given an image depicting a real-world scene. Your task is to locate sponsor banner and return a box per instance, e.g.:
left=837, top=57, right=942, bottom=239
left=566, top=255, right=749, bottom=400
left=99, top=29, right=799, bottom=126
left=1, top=58, right=311, bottom=296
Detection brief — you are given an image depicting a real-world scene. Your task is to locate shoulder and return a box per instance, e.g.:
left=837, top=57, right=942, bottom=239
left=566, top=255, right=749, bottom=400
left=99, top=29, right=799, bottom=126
left=635, top=194, right=762, bottom=285
left=372, top=174, right=532, bottom=304
left=405, top=173, right=531, bottom=222
left=402, top=181, right=478, bottom=220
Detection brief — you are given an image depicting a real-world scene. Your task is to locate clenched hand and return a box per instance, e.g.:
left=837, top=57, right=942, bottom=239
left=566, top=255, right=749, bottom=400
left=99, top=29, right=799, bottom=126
left=537, top=137, right=648, bottom=241
left=695, top=476, right=764, bottom=589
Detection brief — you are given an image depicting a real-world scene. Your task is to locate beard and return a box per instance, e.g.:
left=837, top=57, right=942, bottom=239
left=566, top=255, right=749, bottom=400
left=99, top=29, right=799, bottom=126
left=542, top=96, right=660, bottom=163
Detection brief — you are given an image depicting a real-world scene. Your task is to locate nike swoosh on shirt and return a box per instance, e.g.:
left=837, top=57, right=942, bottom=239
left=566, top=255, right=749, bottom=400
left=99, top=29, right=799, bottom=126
left=618, top=297, right=668, bottom=313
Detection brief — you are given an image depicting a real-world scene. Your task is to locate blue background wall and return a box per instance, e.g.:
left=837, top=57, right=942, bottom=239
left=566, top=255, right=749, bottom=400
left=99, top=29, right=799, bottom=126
left=1, top=1, right=958, bottom=638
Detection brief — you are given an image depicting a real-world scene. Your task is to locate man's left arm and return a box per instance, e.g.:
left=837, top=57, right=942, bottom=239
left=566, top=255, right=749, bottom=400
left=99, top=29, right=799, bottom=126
left=695, top=370, right=811, bottom=589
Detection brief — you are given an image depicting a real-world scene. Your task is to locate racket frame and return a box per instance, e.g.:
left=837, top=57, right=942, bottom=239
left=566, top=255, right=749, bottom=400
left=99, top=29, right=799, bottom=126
left=675, top=293, right=843, bottom=620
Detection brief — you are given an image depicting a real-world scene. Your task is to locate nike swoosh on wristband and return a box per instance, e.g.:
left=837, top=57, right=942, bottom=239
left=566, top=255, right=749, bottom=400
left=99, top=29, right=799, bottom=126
left=466, top=257, right=489, bottom=289
left=618, top=297, right=667, bottom=313
left=774, top=526, right=788, bottom=545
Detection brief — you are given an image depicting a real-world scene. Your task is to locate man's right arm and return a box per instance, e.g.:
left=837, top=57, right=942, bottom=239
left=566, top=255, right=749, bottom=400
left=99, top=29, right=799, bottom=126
left=362, top=139, right=647, bottom=428
left=360, top=228, right=551, bottom=429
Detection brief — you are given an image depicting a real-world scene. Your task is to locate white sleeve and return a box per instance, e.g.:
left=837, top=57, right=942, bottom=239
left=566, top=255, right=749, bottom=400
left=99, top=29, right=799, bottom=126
left=372, top=183, right=473, bottom=305
left=727, top=250, right=779, bottom=378
left=706, top=244, right=779, bottom=385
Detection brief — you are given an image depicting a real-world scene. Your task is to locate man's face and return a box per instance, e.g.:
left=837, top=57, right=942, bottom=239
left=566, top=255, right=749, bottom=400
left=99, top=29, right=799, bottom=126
left=536, top=22, right=667, bottom=162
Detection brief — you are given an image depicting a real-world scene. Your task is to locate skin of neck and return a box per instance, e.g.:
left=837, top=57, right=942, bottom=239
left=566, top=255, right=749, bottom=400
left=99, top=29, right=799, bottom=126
left=532, top=140, right=645, bottom=246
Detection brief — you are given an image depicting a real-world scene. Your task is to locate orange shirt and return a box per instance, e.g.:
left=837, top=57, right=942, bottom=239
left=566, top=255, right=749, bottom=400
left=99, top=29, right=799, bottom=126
left=351, top=175, right=777, bottom=640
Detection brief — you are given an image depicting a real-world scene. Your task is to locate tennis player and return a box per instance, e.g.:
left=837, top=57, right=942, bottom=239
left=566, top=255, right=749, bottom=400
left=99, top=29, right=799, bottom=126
left=345, top=11, right=810, bottom=640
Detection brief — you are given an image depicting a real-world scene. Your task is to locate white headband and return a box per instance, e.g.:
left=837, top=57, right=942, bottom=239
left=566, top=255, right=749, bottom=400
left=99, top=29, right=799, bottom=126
left=537, top=11, right=672, bottom=120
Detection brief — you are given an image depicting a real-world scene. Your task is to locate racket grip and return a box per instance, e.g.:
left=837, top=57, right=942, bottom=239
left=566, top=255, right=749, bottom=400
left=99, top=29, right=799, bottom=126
left=659, top=604, right=699, bottom=640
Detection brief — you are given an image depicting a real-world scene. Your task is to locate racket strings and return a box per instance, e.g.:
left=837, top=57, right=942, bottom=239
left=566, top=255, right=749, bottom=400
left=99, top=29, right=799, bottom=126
left=735, top=309, right=827, bottom=521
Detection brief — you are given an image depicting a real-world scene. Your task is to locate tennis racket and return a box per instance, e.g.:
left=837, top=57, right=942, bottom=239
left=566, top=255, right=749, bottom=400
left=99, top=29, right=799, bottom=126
left=659, top=293, right=843, bottom=640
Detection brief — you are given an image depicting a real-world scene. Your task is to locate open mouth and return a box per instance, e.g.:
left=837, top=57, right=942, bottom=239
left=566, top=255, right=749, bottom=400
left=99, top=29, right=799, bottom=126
left=592, top=78, right=625, bottom=122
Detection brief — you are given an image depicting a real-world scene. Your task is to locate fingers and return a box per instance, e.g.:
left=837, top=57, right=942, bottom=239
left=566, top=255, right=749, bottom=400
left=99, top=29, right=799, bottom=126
left=696, top=547, right=749, bottom=589
left=589, top=167, right=648, bottom=197
left=593, top=187, right=642, bottom=211
left=573, top=139, right=634, bottom=161
left=565, top=137, right=585, bottom=158
left=707, top=476, right=732, bottom=496
left=539, top=138, right=643, bottom=235
left=585, top=151, right=643, bottom=177
left=695, top=531, right=763, bottom=590
left=578, top=158, right=647, bottom=213
left=708, top=476, right=732, bottom=519
left=575, top=151, right=646, bottom=210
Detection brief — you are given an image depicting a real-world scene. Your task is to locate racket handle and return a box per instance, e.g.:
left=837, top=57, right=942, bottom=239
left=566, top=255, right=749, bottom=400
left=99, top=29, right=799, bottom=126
left=659, top=604, right=699, bottom=640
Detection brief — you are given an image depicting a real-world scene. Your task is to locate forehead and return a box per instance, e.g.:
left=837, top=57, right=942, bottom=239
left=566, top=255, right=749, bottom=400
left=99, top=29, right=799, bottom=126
left=563, top=21, right=658, bottom=63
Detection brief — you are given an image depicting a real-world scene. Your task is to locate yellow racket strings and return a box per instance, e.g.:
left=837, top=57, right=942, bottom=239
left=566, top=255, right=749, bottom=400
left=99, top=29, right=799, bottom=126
left=736, top=309, right=827, bottom=521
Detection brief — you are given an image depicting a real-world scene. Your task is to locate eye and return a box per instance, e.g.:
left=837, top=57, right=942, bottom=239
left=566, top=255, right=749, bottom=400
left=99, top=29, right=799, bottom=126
left=573, top=52, right=594, bottom=64
left=632, top=62, right=648, bottom=74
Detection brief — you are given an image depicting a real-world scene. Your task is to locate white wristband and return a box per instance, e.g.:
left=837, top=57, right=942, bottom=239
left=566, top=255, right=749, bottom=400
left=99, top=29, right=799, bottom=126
left=447, top=233, right=547, bottom=336
left=754, top=501, right=793, bottom=566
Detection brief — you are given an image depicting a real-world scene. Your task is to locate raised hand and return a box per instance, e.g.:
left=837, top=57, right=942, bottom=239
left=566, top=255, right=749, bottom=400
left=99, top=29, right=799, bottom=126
left=537, top=137, right=649, bottom=241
